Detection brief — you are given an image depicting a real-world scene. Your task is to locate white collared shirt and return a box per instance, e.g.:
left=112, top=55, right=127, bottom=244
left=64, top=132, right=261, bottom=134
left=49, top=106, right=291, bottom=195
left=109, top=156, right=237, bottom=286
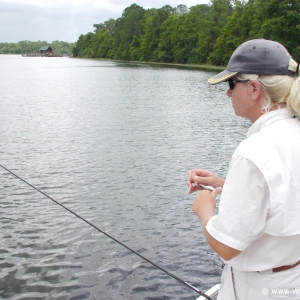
left=246, top=108, right=293, bottom=138
left=206, top=108, right=300, bottom=271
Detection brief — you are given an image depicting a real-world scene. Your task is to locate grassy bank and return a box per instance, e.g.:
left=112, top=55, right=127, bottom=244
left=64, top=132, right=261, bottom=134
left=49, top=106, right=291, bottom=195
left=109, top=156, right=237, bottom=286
left=73, top=57, right=225, bottom=73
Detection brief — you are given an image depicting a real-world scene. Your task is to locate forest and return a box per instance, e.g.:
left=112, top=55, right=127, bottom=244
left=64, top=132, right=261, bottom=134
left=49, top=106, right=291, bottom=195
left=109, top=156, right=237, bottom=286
left=0, top=40, right=75, bottom=55
left=72, top=0, right=300, bottom=66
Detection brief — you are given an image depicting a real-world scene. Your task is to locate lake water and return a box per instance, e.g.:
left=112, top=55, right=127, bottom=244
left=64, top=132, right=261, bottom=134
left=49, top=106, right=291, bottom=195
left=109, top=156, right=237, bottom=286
left=0, top=55, right=250, bottom=300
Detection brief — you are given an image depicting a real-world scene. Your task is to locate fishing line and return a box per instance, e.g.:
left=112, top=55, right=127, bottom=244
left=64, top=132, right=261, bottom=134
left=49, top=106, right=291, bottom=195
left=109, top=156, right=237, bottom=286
left=0, top=164, right=213, bottom=300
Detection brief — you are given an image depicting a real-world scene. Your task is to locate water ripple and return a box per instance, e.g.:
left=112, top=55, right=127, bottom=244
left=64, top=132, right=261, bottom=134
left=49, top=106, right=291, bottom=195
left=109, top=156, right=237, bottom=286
left=0, top=55, right=248, bottom=299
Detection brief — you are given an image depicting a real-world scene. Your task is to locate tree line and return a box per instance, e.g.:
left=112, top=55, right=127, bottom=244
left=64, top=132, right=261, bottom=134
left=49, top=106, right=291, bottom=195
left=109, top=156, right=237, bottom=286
left=0, top=40, right=75, bottom=55
left=72, top=0, right=300, bottom=66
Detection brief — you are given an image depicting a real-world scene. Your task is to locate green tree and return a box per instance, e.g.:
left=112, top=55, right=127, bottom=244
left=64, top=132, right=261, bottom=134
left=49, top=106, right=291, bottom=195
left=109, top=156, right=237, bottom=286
left=157, top=13, right=177, bottom=62
left=70, top=1, right=300, bottom=65
left=73, top=33, right=94, bottom=57
left=183, top=4, right=211, bottom=63
left=176, top=4, right=189, bottom=14
left=113, top=4, right=145, bottom=60
left=208, top=0, right=248, bottom=65
left=197, top=0, right=233, bottom=63
left=140, top=7, right=171, bottom=61
left=256, top=0, right=300, bottom=62
left=87, top=28, right=113, bottom=58
left=0, top=40, right=74, bottom=55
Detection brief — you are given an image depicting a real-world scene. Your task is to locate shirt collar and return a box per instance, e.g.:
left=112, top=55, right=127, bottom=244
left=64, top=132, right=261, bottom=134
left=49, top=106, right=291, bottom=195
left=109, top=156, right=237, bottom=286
left=246, top=108, right=293, bottom=138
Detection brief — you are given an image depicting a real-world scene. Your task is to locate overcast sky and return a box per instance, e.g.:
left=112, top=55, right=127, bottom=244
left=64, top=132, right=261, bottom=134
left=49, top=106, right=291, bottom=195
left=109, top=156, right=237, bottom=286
left=0, top=0, right=210, bottom=43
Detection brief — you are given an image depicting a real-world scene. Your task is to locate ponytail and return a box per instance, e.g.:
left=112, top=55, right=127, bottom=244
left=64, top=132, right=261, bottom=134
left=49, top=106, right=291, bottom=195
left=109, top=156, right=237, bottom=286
left=286, top=76, right=300, bottom=116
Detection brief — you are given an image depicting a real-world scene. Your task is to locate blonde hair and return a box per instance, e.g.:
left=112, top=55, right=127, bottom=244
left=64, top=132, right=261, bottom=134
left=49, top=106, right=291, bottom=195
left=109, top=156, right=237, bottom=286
left=237, top=73, right=300, bottom=116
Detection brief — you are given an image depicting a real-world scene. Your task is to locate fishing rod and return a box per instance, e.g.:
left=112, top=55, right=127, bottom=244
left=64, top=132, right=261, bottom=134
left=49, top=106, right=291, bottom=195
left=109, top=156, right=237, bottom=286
left=0, top=164, right=213, bottom=300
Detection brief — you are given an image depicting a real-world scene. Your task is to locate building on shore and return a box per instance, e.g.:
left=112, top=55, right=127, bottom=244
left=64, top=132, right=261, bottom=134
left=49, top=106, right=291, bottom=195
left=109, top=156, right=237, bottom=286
left=40, top=46, right=53, bottom=56
left=22, top=46, right=66, bottom=57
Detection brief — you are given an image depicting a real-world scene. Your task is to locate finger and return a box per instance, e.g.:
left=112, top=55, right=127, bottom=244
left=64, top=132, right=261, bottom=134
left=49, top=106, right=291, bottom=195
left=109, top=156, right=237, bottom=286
left=194, top=175, right=211, bottom=186
left=187, top=177, right=194, bottom=188
left=187, top=170, right=197, bottom=182
left=193, top=169, right=210, bottom=177
left=188, top=185, right=200, bottom=194
left=211, top=187, right=222, bottom=198
left=187, top=172, right=193, bottom=185
left=188, top=169, right=207, bottom=180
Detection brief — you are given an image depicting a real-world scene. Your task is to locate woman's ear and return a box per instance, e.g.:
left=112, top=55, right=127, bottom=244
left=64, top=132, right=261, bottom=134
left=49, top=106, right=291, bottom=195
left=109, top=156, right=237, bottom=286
left=250, top=80, right=263, bottom=102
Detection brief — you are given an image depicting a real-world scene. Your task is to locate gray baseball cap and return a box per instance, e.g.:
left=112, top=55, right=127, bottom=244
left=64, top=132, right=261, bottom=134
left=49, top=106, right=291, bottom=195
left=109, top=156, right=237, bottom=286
left=208, top=39, right=299, bottom=85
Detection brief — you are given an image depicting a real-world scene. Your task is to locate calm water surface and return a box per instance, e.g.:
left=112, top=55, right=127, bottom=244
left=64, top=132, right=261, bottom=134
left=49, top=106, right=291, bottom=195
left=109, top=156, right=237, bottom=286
left=0, top=55, right=250, bottom=299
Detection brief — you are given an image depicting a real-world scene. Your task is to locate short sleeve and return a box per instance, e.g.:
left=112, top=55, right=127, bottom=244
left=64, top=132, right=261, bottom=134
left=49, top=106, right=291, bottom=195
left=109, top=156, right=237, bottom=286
left=206, top=155, right=270, bottom=251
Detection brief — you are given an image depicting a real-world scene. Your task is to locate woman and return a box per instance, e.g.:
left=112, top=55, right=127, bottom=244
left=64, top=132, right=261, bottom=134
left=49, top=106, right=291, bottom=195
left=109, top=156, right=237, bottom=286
left=187, top=39, right=300, bottom=299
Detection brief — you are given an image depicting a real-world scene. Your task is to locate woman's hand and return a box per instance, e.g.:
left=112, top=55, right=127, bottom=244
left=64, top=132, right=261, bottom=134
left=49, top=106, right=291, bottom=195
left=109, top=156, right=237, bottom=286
left=192, top=188, right=241, bottom=261
left=192, top=188, right=220, bottom=218
left=187, top=169, right=225, bottom=194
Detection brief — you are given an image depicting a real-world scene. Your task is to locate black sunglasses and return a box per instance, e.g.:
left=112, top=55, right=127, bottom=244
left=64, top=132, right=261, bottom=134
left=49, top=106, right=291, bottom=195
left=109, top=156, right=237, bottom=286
left=228, top=79, right=249, bottom=90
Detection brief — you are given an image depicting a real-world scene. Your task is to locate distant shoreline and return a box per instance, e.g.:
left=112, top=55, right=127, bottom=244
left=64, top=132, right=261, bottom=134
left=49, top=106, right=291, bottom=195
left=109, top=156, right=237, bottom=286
left=1, top=54, right=224, bottom=73
left=72, top=57, right=225, bottom=73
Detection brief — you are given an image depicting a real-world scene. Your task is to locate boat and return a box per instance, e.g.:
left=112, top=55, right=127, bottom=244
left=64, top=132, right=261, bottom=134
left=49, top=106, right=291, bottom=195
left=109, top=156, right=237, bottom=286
left=196, top=284, right=220, bottom=300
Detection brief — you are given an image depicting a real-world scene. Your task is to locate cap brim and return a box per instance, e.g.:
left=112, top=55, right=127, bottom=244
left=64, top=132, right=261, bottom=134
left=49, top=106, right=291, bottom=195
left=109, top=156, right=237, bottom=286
left=208, top=70, right=237, bottom=85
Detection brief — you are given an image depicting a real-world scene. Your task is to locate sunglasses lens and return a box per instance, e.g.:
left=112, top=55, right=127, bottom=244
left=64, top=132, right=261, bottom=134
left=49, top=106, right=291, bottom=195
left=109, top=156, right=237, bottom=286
left=228, top=81, right=234, bottom=90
